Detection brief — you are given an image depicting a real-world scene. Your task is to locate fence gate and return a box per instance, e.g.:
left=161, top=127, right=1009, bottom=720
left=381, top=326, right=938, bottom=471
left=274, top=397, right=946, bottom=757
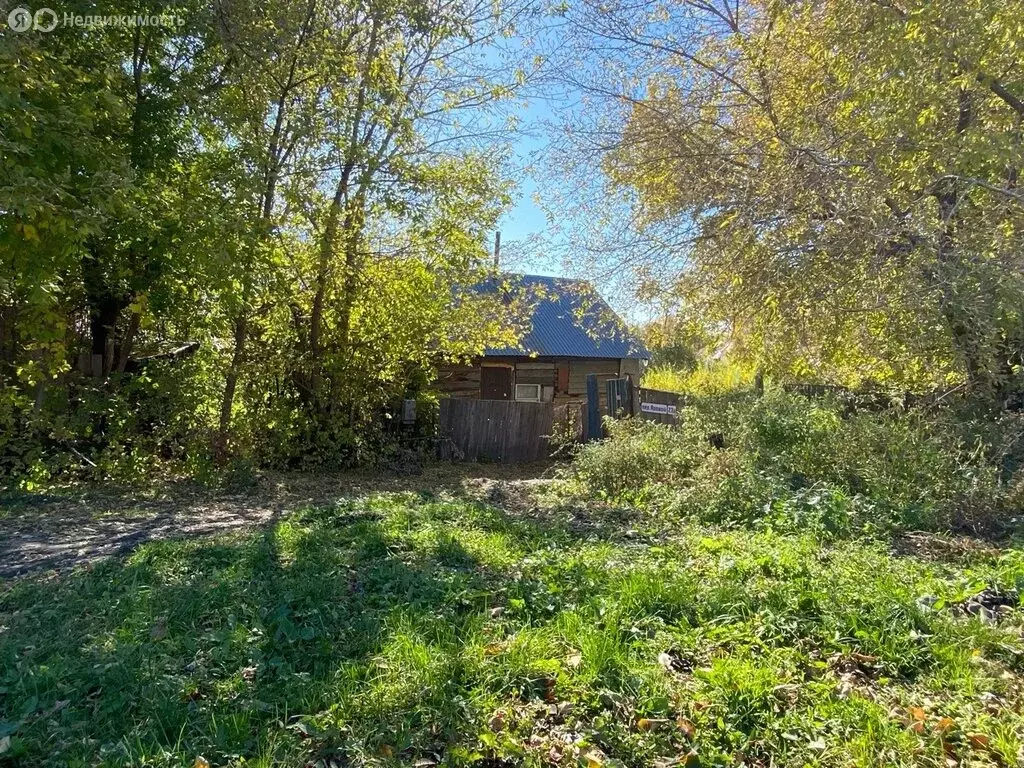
left=584, top=375, right=682, bottom=440
left=439, top=398, right=554, bottom=462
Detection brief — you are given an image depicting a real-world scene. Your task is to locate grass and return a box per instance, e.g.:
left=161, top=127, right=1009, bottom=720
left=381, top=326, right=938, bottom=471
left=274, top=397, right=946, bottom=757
left=2, top=485, right=1023, bottom=767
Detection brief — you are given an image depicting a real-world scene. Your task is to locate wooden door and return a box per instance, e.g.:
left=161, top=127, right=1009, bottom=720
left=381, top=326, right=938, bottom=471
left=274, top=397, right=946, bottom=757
left=480, top=365, right=512, bottom=400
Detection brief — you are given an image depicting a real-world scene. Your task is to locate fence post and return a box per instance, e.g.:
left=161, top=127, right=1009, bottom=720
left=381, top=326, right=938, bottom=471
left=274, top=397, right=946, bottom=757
left=585, top=373, right=601, bottom=441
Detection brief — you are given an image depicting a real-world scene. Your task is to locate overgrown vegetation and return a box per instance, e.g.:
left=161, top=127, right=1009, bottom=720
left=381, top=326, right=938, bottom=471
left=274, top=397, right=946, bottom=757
left=571, top=389, right=1024, bottom=537
left=0, top=0, right=532, bottom=485
left=4, top=0, right=1024, bottom=487
left=5, top=0, right=1024, bottom=764
left=3, top=489, right=1024, bottom=766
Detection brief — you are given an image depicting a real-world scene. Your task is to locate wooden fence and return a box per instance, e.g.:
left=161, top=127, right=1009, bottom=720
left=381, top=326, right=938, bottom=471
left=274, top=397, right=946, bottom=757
left=439, top=398, right=553, bottom=462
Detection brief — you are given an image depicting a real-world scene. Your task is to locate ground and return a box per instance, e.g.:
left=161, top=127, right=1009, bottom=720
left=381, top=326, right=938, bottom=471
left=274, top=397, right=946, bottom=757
left=0, top=464, right=553, bottom=579
left=1, top=464, right=1023, bottom=767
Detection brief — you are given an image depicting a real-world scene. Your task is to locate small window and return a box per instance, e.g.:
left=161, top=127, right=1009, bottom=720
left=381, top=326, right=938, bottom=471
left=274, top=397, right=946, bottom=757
left=515, top=383, right=541, bottom=402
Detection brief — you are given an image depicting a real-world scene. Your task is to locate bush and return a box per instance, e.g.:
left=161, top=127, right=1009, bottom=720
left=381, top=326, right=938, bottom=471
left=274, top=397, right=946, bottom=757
left=566, top=389, right=1024, bottom=535
left=0, top=355, right=218, bottom=489
left=571, top=417, right=700, bottom=500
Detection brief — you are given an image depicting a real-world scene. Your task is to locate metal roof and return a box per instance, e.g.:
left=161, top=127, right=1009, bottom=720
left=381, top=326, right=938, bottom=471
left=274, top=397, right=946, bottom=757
left=482, top=274, right=651, bottom=359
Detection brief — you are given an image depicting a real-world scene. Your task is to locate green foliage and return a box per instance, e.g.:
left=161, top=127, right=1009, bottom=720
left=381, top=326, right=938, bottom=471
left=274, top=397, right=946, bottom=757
left=601, top=0, right=1024, bottom=392
left=0, top=356, right=219, bottom=488
left=568, top=390, right=1024, bottom=535
left=643, top=360, right=756, bottom=397
left=2, top=490, right=1023, bottom=765
left=0, top=0, right=530, bottom=480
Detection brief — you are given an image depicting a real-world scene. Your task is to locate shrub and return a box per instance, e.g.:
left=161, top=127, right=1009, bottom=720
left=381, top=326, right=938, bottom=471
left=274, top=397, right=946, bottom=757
left=566, top=389, right=1024, bottom=535
left=570, top=417, right=701, bottom=500
left=0, top=355, right=218, bottom=489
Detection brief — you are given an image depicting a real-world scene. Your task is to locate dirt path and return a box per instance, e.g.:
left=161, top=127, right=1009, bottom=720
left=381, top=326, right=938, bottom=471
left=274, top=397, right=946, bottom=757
left=0, top=463, right=554, bottom=579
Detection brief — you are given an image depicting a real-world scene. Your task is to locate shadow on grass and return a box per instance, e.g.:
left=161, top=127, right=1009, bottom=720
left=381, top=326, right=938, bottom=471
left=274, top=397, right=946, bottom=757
left=0, top=500, right=536, bottom=767
left=0, top=462, right=559, bottom=579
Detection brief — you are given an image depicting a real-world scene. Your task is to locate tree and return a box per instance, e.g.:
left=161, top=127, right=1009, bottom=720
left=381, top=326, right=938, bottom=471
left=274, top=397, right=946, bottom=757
left=556, top=0, right=1024, bottom=392
left=0, top=0, right=537, bottom=478
left=1, top=0, right=224, bottom=384
left=208, top=0, right=537, bottom=461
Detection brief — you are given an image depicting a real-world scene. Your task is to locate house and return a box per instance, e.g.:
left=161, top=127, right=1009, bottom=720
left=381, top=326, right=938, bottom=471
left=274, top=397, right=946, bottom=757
left=436, top=274, right=650, bottom=405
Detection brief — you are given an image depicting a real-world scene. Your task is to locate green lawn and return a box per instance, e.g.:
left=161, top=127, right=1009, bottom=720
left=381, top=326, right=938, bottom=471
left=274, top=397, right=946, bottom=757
left=2, top=487, right=1023, bottom=767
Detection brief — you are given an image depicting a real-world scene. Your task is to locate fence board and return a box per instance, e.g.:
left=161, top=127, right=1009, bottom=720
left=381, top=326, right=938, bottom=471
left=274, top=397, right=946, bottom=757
left=439, top=398, right=554, bottom=462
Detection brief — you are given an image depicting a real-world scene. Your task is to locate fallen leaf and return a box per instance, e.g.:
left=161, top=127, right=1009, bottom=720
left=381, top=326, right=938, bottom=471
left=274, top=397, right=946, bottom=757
left=488, top=711, right=506, bottom=732
left=935, top=716, right=955, bottom=732
left=966, top=733, right=989, bottom=750
left=379, top=745, right=394, bottom=758
left=637, top=718, right=655, bottom=731
left=542, top=678, right=557, bottom=702
left=552, top=701, right=573, bottom=718
left=582, top=750, right=604, bottom=767
left=566, top=653, right=582, bottom=669
left=908, top=706, right=927, bottom=722
left=676, top=717, right=695, bottom=739
left=193, top=758, right=210, bottom=768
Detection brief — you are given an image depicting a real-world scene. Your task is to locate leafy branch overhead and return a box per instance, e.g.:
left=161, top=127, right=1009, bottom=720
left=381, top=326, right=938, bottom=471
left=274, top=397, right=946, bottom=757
left=564, top=0, right=1024, bottom=391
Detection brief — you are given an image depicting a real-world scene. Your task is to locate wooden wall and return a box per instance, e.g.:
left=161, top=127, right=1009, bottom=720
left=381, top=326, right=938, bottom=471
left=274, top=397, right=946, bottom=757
left=568, top=359, right=619, bottom=395
left=515, top=361, right=556, bottom=387
left=435, top=363, right=481, bottom=398
left=436, top=356, right=646, bottom=408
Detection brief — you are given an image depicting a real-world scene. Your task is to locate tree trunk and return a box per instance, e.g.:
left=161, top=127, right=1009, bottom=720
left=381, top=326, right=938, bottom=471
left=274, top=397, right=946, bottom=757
left=216, top=312, right=248, bottom=458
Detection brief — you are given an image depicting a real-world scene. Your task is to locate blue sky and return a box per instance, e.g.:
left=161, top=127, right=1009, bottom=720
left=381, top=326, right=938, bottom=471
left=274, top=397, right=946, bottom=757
left=494, top=98, right=565, bottom=278
left=471, top=17, right=654, bottom=321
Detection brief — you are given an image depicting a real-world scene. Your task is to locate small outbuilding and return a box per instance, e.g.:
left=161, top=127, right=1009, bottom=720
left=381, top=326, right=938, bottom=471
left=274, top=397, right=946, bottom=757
left=436, top=274, right=650, bottom=406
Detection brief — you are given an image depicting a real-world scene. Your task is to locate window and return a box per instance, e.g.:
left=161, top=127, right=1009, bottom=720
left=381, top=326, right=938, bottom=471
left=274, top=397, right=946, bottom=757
left=515, top=383, right=541, bottom=402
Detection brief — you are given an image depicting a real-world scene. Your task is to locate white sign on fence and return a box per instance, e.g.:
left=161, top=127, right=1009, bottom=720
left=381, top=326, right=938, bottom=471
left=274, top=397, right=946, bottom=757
left=640, top=402, right=677, bottom=416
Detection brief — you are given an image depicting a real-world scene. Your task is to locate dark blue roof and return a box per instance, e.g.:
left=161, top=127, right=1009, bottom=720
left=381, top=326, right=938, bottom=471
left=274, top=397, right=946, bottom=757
left=483, top=274, right=650, bottom=359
